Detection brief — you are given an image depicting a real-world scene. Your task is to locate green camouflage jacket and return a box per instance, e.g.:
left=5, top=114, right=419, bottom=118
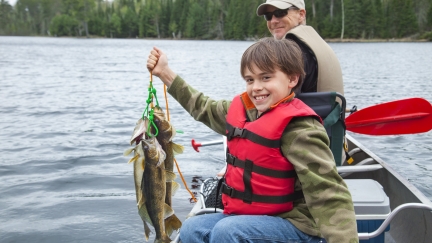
left=168, top=76, right=359, bottom=243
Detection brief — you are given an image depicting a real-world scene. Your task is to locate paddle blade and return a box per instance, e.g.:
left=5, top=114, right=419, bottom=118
left=346, top=98, right=432, bottom=135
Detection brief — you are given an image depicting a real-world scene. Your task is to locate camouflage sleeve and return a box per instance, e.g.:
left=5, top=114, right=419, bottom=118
left=281, top=117, right=359, bottom=243
left=167, top=75, right=230, bottom=135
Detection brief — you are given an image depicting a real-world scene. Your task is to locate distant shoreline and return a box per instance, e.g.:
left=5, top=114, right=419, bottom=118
left=1, top=35, right=431, bottom=42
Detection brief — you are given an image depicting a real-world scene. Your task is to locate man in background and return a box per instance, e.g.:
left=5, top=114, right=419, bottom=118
left=257, top=0, right=344, bottom=95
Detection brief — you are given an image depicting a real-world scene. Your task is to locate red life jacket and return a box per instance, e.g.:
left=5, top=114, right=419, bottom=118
left=222, top=93, right=321, bottom=215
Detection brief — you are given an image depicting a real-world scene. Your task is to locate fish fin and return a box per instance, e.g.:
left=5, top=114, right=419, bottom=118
left=123, top=147, right=135, bottom=156
left=143, top=221, right=151, bottom=241
left=165, top=214, right=182, bottom=237
left=138, top=204, right=153, bottom=227
left=165, top=171, right=176, bottom=182
left=163, top=203, right=175, bottom=219
left=171, top=142, right=184, bottom=155
left=171, top=181, right=180, bottom=196
left=137, top=193, right=146, bottom=208
left=128, top=154, right=140, bottom=164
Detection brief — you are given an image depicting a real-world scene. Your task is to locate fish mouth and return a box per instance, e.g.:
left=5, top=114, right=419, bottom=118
left=130, top=118, right=150, bottom=145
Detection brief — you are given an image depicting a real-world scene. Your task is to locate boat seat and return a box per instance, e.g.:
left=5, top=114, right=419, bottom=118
left=296, top=92, right=346, bottom=166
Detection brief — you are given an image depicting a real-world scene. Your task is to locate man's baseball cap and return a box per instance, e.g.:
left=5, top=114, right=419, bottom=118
left=257, top=0, right=305, bottom=16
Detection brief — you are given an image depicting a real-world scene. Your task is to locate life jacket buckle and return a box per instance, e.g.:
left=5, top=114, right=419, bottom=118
left=233, top=127, right=244, bottom=137
left=226, top=153, right=236, bottom=166
left=222, top=183, right=235, bottom=197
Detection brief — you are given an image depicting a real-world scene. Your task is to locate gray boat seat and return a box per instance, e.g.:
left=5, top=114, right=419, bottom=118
left=296, top=92, right=346, bottom=166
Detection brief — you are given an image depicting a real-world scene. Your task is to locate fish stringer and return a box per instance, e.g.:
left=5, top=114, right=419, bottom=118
left=142, top=72, right=159, bottom=138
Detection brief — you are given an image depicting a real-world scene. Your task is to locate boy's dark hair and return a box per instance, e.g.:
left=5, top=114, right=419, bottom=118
left=240, top=37, right=305, bottom=92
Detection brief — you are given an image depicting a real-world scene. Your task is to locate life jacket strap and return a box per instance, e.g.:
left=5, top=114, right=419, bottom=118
left=226, top=123, right=280, bottom=148
left=221, top=182, right=303, bottom=204
left=226, top=153, right=297, bottom=178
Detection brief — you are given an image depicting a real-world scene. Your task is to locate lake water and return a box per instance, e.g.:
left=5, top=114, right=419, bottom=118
left=1, top=37, right=431, bottom=242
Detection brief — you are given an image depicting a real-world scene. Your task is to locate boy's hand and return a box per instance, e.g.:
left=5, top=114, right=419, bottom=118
left=146, top=47, right=164, bottom=75
left=147, top=47, right=176, bottom=87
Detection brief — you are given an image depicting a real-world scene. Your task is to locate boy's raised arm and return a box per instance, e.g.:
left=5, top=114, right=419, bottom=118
left=147, top=47, right=177, bottom=87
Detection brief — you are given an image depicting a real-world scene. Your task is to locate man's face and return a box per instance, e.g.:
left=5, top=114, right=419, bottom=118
left=265, top=5, right=305, bottom=40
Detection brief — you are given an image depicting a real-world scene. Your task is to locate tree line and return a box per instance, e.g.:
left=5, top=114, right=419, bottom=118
left=1, top=0, right=432, bottom=40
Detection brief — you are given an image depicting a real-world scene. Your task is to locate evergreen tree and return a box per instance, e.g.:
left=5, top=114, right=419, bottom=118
left=247, top=0, right=269, bottom=39
left=399, top=0, right=419, bottom=36
left=120, top=4, right=138, bottom=37
left=224, top=0, right=249, bottom=39
left=428, top=1, right=432, bottom=30
left=138, top=0, right=158, bottom=38
left=50, top=14, right=79, bottom=36
left=389, top=0, right=418, bottom=37
left=185, top=1, right=206, bottom=38
left=344, top=0, right=363, bottom=38
left=0, top=0, right=13, bottom=35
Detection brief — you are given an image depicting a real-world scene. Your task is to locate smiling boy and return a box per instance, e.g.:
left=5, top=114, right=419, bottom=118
left=147, top=38, right=358, bottom=243
left=241, top=38, right=304, bottom=117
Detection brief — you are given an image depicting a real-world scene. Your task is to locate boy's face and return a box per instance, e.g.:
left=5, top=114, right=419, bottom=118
left=243, top=63, right=298, bottom=115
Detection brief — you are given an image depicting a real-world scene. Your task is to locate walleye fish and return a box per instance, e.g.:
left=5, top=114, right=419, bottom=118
left=153, top=108, right=184, bottom=207
left=125, top=136, right=181, bottom=242
left=124, top=139, right=152, bottom=239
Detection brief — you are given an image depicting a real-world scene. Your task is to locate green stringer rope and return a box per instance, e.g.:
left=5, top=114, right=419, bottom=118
left=142, top=81, right=160, bottom=137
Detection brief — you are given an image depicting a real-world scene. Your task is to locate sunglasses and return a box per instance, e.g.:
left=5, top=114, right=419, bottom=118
left=263, top=8, right=296, bottom=21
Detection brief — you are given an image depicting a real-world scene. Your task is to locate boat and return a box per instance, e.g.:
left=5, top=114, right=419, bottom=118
left=172, top=93, right=432, bottom=243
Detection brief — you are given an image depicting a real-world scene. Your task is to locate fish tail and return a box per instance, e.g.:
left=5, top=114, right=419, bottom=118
left=143, top=221, right=151, bottom=241
left=164, top=214, right=182, bottom=237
